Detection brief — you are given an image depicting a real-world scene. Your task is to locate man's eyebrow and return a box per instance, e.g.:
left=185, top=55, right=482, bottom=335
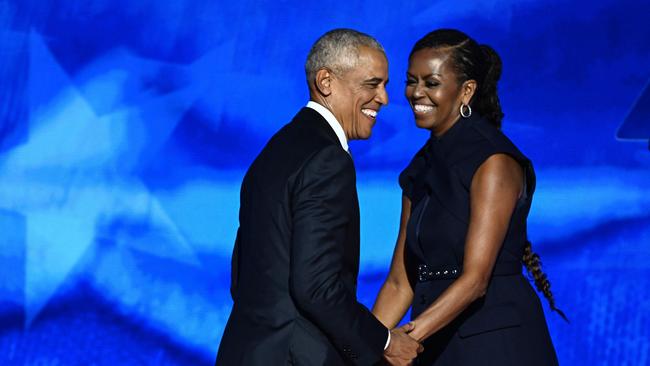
left=364, top=77, right=386, bottom=84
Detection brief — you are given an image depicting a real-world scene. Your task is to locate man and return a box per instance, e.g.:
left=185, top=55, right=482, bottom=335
left=216, top=29, right=422, bottom=366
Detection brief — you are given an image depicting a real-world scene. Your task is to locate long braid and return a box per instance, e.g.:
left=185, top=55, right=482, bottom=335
left=523, top=241, right=569, bottom=322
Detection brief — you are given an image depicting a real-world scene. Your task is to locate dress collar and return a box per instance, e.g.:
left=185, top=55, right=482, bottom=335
left=427, top=116, right=468, bottom=156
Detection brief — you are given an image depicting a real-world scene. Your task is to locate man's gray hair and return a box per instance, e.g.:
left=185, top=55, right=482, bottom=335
left=305, top=29, right=384, bottom=82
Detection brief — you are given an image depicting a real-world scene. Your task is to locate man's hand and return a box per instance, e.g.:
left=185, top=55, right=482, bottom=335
left=383, top=322, right=423, bottom=366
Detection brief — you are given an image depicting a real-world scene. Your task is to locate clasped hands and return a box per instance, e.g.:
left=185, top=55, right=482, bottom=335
left=383, top=322, right=423, bottom=366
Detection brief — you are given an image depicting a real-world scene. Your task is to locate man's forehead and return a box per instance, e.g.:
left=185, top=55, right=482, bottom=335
left=357, top=46, right=387, bottom=62
left=355, top=54, right=388, bottom=79
left=356, top=47, right=387, bottom=64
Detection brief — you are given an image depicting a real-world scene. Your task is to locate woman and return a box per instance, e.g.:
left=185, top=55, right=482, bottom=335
left=372, top=29, right=565, bottom=365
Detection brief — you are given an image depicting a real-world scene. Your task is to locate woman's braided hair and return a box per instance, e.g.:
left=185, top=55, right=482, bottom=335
left=523, top=241, right=569, bottom=322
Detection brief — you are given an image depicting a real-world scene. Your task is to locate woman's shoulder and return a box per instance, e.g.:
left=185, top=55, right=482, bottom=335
left=472, top=117, right=522, bottom=152
left=451, top=116, right=534, bottom=190
left=453, top=116, right=530, bottom=166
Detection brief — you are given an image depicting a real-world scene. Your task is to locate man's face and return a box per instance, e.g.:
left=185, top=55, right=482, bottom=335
left=328, top=47, right=389, bottom=140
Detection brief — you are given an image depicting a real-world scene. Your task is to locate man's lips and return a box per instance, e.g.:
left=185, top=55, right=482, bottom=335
left=361, top=108, right=378, bottom=119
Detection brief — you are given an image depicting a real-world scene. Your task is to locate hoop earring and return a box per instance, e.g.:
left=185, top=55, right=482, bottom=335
left=460, top=103, right=472, bottom=118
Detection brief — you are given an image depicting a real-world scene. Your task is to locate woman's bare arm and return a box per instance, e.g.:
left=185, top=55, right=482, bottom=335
left=372, top=195, right=415, bottom=329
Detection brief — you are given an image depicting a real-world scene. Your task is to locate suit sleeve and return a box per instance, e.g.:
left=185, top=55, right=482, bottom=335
left=289, top=145, right=388, bottom=365
left=230, top=228, right=241, bottom=301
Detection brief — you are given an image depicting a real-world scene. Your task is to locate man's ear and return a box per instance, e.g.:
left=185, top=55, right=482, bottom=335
left=314, top=68, right=333, bottom=97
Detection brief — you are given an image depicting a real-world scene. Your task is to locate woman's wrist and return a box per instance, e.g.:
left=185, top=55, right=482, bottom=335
left=408, top=319, right=428, bottom=342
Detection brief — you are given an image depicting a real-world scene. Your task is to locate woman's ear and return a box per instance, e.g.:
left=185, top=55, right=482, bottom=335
left=462, top=79, right=477, bottom=105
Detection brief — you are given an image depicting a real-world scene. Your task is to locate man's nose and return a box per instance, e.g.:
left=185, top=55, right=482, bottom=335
left=376, top=86, right=389, bottom=105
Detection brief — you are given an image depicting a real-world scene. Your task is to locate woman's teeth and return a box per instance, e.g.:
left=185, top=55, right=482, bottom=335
left=414, top=104, right=434, bottom=113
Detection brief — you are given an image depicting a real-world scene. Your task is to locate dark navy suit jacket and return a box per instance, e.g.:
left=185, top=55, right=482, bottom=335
left=216, top=107, right=387, bottom=365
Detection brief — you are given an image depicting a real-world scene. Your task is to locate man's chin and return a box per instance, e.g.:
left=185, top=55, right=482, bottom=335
left=356, top=130, right=373, bottom=140
left=361, top=121, right=376, bottom=140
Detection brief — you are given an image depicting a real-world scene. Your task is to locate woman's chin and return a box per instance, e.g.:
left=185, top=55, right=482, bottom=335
left=414, top=118, right=434, bottom=130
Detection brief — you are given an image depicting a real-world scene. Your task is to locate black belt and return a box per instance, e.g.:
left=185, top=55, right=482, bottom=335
left=417, top=261, right=522, bottom=282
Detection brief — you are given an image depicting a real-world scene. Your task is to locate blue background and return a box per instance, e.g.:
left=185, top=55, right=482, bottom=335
left=1, top=0, right=649, bottom=364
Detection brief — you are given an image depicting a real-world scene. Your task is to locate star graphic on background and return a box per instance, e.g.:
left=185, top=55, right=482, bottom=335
left=617, top=78, right=650, bottom=149
left=0, top=31, right=204, bottom=325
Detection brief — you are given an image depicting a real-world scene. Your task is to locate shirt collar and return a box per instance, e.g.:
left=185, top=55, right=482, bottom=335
left=306, top=101, right=349, bottom=152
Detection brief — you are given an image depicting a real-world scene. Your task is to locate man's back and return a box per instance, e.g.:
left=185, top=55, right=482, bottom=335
left=216, top=108, right=384, bottom=365
left=232, top=107, right=357, bottom=321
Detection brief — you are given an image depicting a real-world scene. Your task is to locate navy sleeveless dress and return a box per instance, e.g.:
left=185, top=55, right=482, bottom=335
left=399, top=114, right=558, bottom=365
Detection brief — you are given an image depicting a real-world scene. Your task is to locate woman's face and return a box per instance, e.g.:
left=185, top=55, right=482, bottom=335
left=405, top=48, right=467, bottom=136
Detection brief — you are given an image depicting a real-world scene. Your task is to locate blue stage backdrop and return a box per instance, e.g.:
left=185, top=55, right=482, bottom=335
left=1, top=0, right=649, bottom=364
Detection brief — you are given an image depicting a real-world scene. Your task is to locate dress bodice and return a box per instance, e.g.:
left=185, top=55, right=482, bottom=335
left=399, top=114, right=535, bottom=273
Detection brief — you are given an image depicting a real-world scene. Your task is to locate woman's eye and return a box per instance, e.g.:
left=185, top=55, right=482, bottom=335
left=425, top=81, right=439, bottom=88
left=405, top=79, right=416, bottom=85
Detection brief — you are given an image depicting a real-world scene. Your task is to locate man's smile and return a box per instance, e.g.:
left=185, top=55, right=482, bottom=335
left=361, top=108, right=378, bottom=119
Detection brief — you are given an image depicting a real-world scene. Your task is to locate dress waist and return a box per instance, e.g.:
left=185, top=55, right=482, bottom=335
left=417, top=260, right=522, bottom=282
